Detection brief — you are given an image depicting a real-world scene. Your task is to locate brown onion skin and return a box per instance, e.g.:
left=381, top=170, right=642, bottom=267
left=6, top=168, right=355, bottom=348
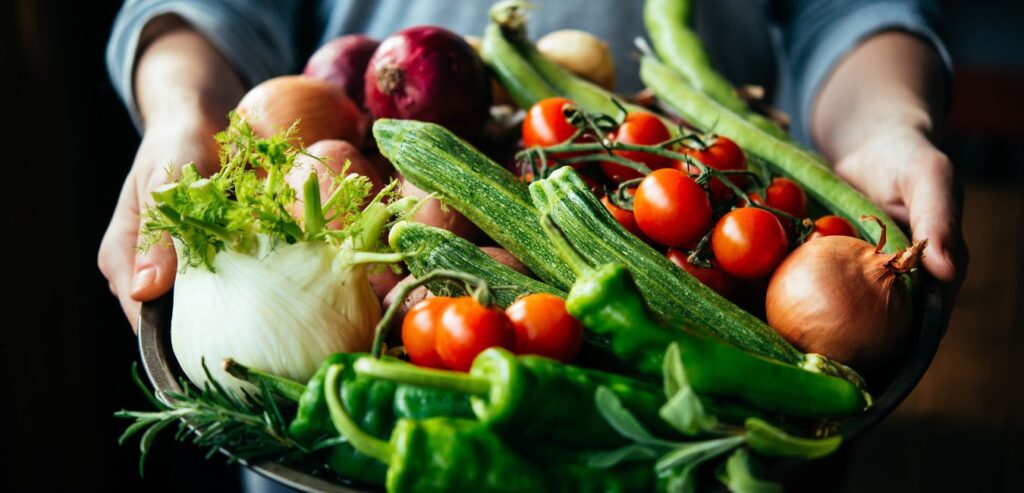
left=304, top=35, right=381, bottom=108
left=364, top=26, right=491, bottom=141
left=766, top=235, right=915, bottom=372
left=236, top=76, right=367, bottom=147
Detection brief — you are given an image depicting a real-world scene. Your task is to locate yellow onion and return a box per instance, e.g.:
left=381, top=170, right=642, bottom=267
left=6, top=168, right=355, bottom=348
left=766, top=218, right=926, bottom=372
left=236, top=75, right=367, bottom=147
left=537, top=29, right=616, bottom=90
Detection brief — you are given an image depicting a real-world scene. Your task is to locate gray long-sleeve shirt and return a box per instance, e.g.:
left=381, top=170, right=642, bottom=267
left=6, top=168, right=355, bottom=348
left=106, top=0, right=950, bottom=146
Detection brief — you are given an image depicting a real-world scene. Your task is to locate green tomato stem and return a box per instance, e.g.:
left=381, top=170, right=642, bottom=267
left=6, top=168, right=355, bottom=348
left=370, top=269, right=494, bottom=358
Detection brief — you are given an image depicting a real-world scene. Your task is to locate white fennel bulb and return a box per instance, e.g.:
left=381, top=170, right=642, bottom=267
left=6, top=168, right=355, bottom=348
left=142, top=116, right=410, bottom=397
left=171, top=238, right=380, bottom=396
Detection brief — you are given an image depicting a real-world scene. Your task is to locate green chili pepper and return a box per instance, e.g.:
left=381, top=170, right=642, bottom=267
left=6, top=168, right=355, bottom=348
left=355, top=347, right=675, bottom=447
left=324, top=363, right=658, bottom=493
left=540, top=217, right=869, bottom=419
left=228, top=354, right=473, bottom=485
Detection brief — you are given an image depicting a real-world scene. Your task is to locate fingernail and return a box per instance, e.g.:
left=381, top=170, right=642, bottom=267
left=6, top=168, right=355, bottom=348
left=132, top=267, right=157, bottom=295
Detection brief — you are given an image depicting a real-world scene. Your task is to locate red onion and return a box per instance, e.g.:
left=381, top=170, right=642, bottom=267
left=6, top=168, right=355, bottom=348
left=304, top=35, right=380, bottom=107
left=364, top=26, right=491, bottom=140
left=766, top=217, right=926, bottom=372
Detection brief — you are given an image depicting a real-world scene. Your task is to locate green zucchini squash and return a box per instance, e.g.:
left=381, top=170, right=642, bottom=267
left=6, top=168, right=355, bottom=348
left=389, top=221, right=564, bottom=308
left=481, top=21, right=558, bottom=108
left=373, top=118, right=575, bottom=290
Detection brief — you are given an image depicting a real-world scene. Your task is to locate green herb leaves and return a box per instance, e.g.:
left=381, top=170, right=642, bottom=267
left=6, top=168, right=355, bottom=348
left=140, top=114, right=376, bottom=270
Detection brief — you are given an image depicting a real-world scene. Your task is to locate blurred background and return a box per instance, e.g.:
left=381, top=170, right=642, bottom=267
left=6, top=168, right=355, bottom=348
left=1, top=0, right=1020, bottom=491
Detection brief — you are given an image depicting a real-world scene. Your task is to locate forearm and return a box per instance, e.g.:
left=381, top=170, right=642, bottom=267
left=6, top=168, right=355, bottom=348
left=811, top=31, right=948, bottom=161
left=134, top=16, right=245, bottom=132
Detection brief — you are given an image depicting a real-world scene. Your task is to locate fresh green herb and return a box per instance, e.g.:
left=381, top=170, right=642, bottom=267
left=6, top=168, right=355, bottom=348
left=660, top=342, right=717, bottom=435
left=139, top=113, right=387, bottom=271
left=115, top=362, right=336, bottom=475
left=716, top=448, right=783, bottom=493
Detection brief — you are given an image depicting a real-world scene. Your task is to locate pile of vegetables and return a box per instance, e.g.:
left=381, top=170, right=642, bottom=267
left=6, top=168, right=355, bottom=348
left=117, top=1, right=930, bottom=492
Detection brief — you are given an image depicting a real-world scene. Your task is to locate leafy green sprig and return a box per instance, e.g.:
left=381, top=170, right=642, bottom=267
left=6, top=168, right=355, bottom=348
left=140, top=114, right=403, bottom=271
left=116, top=362, right=338, bottom=475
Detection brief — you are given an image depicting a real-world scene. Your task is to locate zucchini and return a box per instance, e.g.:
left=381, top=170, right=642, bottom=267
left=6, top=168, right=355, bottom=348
left=389, top=221, right=564, bottom=308
left=373, top=118, right=575, bottom=290
left=643, top=0, right=791, bottom=141
left=640, top=56, right=910, bottom=252
left=530, top=167, right=804, bottom=365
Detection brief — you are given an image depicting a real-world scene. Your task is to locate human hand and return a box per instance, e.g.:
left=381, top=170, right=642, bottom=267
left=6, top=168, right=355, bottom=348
left=98, top=119, right=220, bottom=331
left=832, top=122, right=968, bottom=298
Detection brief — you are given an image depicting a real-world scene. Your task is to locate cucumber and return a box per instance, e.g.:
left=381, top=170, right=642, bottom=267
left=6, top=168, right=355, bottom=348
left=389, top=221, right=564, bottom=307
left=640, top=56, right=910, bottom=252
left=530, top=167, right=804, bottom=365
left=373, top=118, right=575, bottom=290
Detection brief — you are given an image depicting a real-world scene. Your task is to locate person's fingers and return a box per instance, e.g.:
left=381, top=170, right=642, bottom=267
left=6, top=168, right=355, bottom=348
left=129, top=167, right=179, bottom=302
left=900, top=151, right=965, bottom=286
left=98, top=171, right=144, bottom=331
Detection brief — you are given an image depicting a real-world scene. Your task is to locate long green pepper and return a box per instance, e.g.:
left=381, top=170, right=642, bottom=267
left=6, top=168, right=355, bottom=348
left=354, top=347, right=677, bottom=446
left=230, top=354, right=473, bottom=485
left=324, top=364, right=659, bottom=493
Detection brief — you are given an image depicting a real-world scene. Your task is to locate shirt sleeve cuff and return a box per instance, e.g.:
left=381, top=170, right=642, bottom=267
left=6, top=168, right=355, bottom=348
left=791, top=2, right=953, bottom=146
left=105, top=1, right=296, bottom=131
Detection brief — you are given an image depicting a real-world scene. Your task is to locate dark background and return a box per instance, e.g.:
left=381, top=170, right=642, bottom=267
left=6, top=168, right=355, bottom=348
left=2, top=1, right=1021, bottom=492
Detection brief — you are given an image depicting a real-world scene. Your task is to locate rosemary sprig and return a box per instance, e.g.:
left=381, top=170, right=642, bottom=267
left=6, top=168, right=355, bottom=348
left=115, top=362, right=337, bottom=475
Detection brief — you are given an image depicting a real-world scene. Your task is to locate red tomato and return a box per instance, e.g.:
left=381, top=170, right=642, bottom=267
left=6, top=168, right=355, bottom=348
left=601, top=193, right=646, bottom=238
left=401, top=297, right=454, bottom=369
left=809, top=215, right=858, bottom=240
left=602, top=112, right=673, bottom=181
left=506, top=293, right=582, bottom=362
left=763, top=177, right=808, bottom=218
left=712, top=207, right=789, bottom=279
left=435, top=298, right=515, bottom=371
left=675, top=136, right=746, bottom=202
left=633, top=169, right=712, bottom=247
left=522, top=97, right=578, bottom=149
left=666, top=249, right=737, bottom=298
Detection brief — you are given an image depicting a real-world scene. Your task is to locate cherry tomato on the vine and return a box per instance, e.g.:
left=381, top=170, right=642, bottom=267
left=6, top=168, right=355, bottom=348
left=523, top=97, right=579, bottom=150
left=675, top=135, right=746, bottom=202
left=633, top=169, right=712, bottom=247
left=602, top=112, right=673, bottom=182
left=763, top=177, right=808, bottom=218
left=401, top=297, right=454, bottom=369
left=666, top=249, right=737, bottom=298
left=506, top=293, right=582, bottom=362
left=434, top=297, right=515, bottom=372
left=809, top=215, right=858, bottom=240
left=601, top=192, right=646, bottom=239
left=712, top=207, right=789, bottom=279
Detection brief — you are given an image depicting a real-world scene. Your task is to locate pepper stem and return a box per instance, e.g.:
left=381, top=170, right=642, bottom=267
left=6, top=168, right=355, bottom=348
left=354, top=358, right=491, bottom=397
left=324, top=364, right=392, bottom=463
left=222, top=359, right=306, bottom=402
left=370, top=269, right=495, bottom=358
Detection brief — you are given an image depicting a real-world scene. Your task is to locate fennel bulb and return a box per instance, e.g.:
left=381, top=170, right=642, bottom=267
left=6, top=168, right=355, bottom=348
left=142, top=116, right=409, bottom=396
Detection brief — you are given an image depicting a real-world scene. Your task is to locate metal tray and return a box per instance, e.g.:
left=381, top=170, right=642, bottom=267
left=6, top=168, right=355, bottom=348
left=137, top=276, right=945, bottom=491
